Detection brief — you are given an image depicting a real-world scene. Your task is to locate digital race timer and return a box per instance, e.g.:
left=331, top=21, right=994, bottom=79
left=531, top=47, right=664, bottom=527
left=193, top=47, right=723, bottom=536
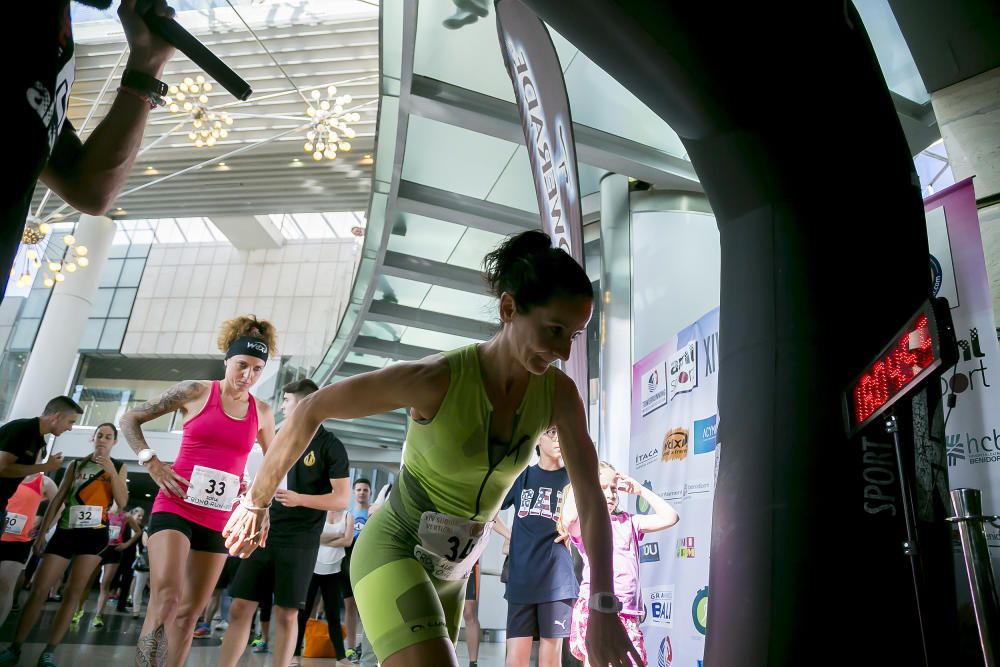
left=844, top=298, right=957, bottom=436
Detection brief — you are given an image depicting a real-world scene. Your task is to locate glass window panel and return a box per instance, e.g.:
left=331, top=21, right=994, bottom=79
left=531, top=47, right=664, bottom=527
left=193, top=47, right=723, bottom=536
left=154, top=219, right=185, bottom=244
left=177, top=218, right=214, bottom=242
left=112, top=229, right=131, bottom=246
left=79, top=319, right=104, bottom=349
left=108, top=243, right=129, bottom=259
left=90, top=288, right=114, bottom=318
left=203, top=218, right=228, bottom=241
left=22, top=290, right=50, bottom=318
left=399, top=327, right=479, bottom=351
left=109, top=288, right=137, bottom=318
left=118, top=258, right=146, bottom=287
left=99, top=259, right=124, bottom=288
left=293, top=213, right=336, bottom=239
left=128, top=243, right=151, bottom=258
left=9, top=319, right=40, bottom=350
left=271, top=214, right=303, bottom=240
left=99, top=319, right=127, bottom=350
left=131, top=228, right=155, bottom=245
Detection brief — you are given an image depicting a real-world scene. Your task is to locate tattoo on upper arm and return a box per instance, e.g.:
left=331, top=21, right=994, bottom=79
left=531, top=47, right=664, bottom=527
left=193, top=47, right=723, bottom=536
left=121, top=381, right=202, bottom=449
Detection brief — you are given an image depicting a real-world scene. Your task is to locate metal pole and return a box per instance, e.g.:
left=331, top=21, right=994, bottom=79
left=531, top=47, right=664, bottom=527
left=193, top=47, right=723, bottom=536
left=947, top=488, right=999, bottom=667
left=884, top=415, right=932, bottom=667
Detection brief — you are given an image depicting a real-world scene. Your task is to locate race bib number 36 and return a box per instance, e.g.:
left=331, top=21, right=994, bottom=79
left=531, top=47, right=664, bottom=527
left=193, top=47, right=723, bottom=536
left=4, top=513, right=27, bottom=535
left=413, top=511, right=492, bottom=581
left=185, top=466, right=239, bottom=511
left=69, top=505, right=102, bottom=529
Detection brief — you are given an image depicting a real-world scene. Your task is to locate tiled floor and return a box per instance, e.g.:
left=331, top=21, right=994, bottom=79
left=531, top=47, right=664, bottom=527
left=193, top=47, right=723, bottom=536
left=0, top=600, right=506, bottom=666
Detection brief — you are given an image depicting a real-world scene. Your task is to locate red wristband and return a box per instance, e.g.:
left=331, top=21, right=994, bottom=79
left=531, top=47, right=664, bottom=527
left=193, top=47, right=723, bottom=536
left=118, top=86, right=156, bottom=109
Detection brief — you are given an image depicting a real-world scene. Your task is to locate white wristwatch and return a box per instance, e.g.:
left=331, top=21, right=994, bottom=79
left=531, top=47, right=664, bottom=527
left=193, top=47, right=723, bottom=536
left=589, top=592, right=623, bottom=614
left=136, top=448, right=158, bottom=466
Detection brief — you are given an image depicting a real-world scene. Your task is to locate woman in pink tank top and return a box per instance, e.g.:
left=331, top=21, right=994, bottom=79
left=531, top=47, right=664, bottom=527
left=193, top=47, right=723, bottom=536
left=120, top=315, right=277, bottom=667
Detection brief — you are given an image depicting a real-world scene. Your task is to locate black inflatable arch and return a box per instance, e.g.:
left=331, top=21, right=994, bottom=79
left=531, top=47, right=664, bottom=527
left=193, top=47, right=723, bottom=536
left=521, top=2, right=946, bottom=664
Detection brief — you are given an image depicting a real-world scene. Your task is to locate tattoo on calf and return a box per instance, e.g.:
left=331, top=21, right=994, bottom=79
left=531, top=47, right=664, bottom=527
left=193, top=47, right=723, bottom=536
left=135, top=624, right=167, bottom=667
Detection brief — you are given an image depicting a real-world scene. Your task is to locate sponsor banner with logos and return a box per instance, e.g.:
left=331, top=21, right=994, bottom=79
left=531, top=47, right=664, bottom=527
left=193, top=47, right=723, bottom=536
left=925, top=178, right=1000, bottom=585
left=631, top=307, right=719, bottom=665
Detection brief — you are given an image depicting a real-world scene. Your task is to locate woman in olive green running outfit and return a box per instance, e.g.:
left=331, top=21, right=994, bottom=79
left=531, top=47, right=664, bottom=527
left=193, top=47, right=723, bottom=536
left=224, top=231, right=643, bottom=667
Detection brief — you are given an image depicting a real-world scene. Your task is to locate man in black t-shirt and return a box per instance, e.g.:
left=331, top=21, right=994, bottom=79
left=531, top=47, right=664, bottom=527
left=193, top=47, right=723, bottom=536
left=0, top=396, right=77, bottom=523
left=3, top=0, right=175, bottom=300
left=218, top=379, right=350, bottom=667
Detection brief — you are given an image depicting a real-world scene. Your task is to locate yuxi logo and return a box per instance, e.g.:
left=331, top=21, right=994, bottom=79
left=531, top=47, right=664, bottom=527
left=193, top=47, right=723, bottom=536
left=636, top=480, right=654, bottom=515
left=640, top=541, right=660, bottom=563
left=662, top=428, right=689, bottom=462
left=658, top=636, right=673, bottom=667
left=647, top=586, right=674, bottom=628
left=693, top=415, right=717, bottom=455
left=676, top=536, right=695, bottom=558
left=692, top=586, right=709, bottom=635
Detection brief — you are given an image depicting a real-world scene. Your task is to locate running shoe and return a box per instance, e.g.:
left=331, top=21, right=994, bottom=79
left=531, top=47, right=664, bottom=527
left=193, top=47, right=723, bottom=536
left=91, top=615, right=104, bottom=629
left=192, top=623, right=211, bottom=638
left=0, top=647, right=20, bottom=666
left=70, top=609, right=84, bottom=625
left=252, top=641, right=269, bottom=654
left=36, top=652, right=56, bottom=667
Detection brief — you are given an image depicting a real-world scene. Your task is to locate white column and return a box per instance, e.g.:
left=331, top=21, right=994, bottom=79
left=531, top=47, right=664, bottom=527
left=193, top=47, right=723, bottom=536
left=598, top=173, right=632, bottom=470
left=9, top=215, right=115, bottom=419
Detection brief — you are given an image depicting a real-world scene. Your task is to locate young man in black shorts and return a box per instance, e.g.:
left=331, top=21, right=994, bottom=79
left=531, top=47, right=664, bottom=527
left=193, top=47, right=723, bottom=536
left=217, top=380, right=350, bottom=667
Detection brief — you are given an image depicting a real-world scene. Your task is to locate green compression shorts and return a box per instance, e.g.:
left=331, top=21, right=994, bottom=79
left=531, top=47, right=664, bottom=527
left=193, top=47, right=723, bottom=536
left=349, top=504, right=471, bottom=662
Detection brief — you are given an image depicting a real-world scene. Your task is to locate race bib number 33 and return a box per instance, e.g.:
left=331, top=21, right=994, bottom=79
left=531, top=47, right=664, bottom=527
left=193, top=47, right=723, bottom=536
left=185, top=466, right=239, bottom=511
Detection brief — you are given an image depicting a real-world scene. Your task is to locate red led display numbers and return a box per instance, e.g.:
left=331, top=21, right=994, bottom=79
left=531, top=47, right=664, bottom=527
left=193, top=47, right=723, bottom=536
left=844, top=299, right=952, bottom=436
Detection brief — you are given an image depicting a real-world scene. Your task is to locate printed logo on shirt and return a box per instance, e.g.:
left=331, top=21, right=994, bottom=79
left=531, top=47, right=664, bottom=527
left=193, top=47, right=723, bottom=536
left=647, top=585, right=674, bottom=628
left=517, top=486, right=564, bottom=521
left=691, top=586, right=709, bottom=635
left=662, top=428, right=689, bottom=462
left=304, top=451, right=316, bottom=467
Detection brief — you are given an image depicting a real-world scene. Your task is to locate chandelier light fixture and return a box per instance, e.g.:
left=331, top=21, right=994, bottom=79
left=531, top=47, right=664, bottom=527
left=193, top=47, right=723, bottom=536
left=164, top=75, right=234, bottom=148
left=11, top=219, right=89, bottom=289
left=304, top=86, right=360, bottom=161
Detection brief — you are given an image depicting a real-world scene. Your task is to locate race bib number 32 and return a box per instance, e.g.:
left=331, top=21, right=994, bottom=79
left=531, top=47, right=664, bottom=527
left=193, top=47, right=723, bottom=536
left=414, top=511, right=492, bottom=581
left=185, top=466, right=239, bottom=511
left=69, top=505, right=102, bottom=529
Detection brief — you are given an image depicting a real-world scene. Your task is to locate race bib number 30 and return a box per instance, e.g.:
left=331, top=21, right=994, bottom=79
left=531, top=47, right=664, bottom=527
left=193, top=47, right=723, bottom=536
left=413, top=511, right=492, bottom=581
left=4, top=513, right=27, bottom=535
left=69, top=505, right=102, bottom=529
left=185, top=466, right=239, bottom=511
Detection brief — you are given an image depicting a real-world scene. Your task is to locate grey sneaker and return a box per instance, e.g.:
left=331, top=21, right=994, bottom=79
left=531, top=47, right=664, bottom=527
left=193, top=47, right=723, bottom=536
left=0, top=648, right=20, bottom=667
left=36, top=652, right=56, bottom=667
